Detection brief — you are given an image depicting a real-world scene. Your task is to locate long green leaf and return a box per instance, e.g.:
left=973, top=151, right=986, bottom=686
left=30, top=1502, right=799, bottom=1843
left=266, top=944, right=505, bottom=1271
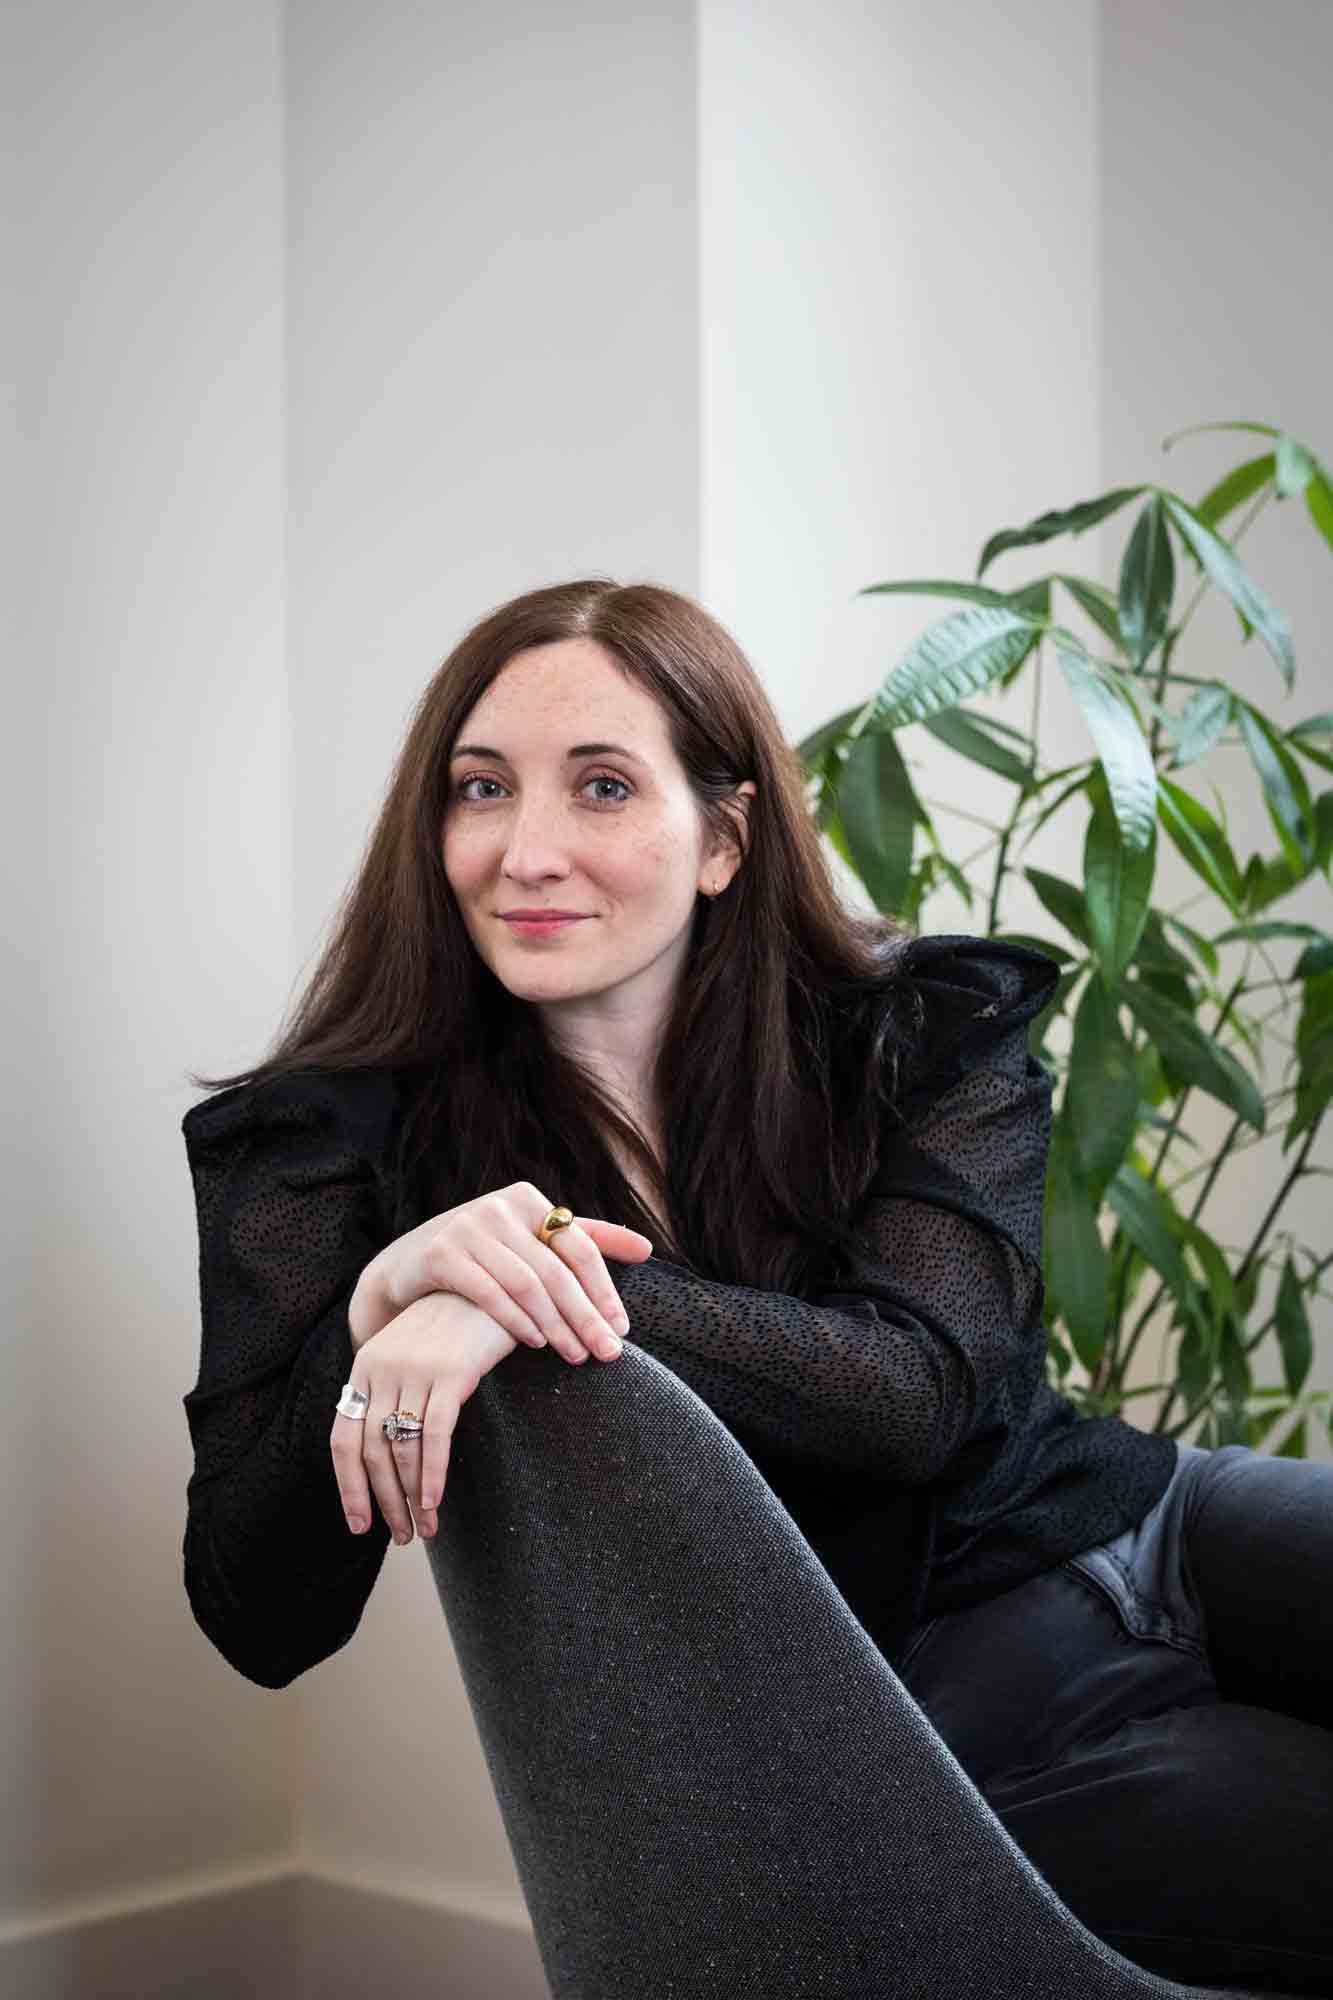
left=1057, top=574, right=1125, bottom=649
left=1119, top=496, right=1176, bottom=668
left=1240, top=848, right=1301, bottom=915
left=1132, top=907, right=1197, bottom=986
left=1157, top=776, right=1245, bottom=914
left=1296, top=936, right=1333, bottom=977
left=1160, top=492, right=1295, bottom=690
left=1165, top=684, right=1232, bottom=769
left=1307, top=466, right=1333, bottom=551
left=1106, top=1164, right=1193, bottom=1304
left=1161, top=419, right=1279, bottom=447
left=1161, top=913, right=1218, bottom=977
left=1317, top=792, right=1333, bottom=869
left=1044, top=1122, right=1109, bottom=1368
left=1067, top=977, right=1140, bottom=1204
left=1176, top=1316, right=1218, bottom=1409
left=1275, top=434, right=1317, bottom=496
left=1007, top=579, right=1053, bottom=625
left=1277, top=1415, right=1309, bottom=1458
left=1286, top=710, right=1333, bottom=776
left=1055, top=645, right=1157, bottom=851
left=1218, top=1316, right=1252, bottom=1407
left=1120, top=979, right=1265, bottom=1130
left=1177, top=1217, right=1236, bottom=1327
left=1214, top=918, right=1329, bottom=948
left=977, top=487, right=1145, bottom=577
left=836, top=729, right=919, bottom=915
left=1025, top=867, right=1092, bottom=947
left=1274, top=1254, right=1313, bottom=1395
left=1290, top=967, right=1333, bottom=1147
left=918, top=707, right=1034, bottom=787
left=864, top=606, right=1040, bottom=729
left=856, top=579, right=1029, bottom=610
left=1084, top=773, right=1156, bottom=979
left=1235, top=703, right=1316, bottom=871
left=1193, top=452, right=1276, bottom=528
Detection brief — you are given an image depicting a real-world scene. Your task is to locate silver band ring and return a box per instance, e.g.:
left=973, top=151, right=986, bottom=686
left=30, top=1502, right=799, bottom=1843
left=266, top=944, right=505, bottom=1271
left=336, top=1383, right=369, bottom=1421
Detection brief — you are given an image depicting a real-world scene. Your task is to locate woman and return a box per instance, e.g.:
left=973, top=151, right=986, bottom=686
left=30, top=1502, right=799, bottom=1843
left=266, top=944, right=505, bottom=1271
left=181, top=578, right=1333, bottom=1996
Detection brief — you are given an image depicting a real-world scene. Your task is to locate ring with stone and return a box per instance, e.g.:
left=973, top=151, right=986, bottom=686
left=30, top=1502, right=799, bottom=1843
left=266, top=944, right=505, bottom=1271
left=382, top=1409, right=424, bottom=1443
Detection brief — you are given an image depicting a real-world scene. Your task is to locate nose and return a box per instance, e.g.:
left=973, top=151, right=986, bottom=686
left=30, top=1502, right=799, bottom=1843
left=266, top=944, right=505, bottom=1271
left=499, top=799, right=575, bottom=884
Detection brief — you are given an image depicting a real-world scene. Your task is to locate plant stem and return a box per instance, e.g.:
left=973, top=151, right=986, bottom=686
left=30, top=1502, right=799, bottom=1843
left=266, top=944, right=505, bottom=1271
left=1243, top=1249, right=1333, bottom=1355
left=1155, top=1118, right=1323, bottom=1435
left=917, top=797, right=1007, bottom=834
left=1111, top=972, right=1247, bottom=1388
left=1232, top=1121, right=1321, bottom=1295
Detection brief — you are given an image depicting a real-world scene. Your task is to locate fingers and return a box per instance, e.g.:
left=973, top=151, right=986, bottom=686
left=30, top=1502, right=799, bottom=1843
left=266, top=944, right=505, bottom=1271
left=477, top=1237, right=628, bottom=1365
left=331, top=1378, right=451, bottom=1546
left=533, top=1230, right=631, bottom=1361
left=581, top=1219, right=656, bottom=1263
left=422, top=1219, right=629, bottom=1365
left=416, top=1380, right=456, bottom=1521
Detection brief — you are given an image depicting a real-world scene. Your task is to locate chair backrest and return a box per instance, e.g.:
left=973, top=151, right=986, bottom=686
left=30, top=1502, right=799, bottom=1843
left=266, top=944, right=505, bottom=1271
left=424, top=1342, right=1274, bottom=2000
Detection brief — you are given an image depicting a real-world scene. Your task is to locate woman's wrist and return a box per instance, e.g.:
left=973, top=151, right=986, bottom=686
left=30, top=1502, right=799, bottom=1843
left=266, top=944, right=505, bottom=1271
left=351, top=1283, right=518, bottom=1384
left=419, top=1291, right=518, bottom=1396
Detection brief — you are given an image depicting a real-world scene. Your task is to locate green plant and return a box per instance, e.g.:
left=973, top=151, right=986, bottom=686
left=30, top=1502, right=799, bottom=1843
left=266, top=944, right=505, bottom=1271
left=798, top=421, right=1333, bottom=1454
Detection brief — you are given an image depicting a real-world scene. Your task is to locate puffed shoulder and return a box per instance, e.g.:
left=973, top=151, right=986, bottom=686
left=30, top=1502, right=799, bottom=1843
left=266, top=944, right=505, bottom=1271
left=180, top=1064, right=403, bottom=1166
left=892, top=932, right=1060, bottom=1094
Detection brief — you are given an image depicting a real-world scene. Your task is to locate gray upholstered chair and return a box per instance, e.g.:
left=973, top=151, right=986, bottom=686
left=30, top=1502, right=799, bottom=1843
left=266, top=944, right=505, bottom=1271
left=424, top=1339, right=1294, bottom=2000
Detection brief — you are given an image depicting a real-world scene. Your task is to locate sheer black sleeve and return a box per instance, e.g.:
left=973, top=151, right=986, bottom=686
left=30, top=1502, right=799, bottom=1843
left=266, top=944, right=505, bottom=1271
left=607, top=936, right=1060, bottom=1487
left=179, top=1068, right=401, bottom=1688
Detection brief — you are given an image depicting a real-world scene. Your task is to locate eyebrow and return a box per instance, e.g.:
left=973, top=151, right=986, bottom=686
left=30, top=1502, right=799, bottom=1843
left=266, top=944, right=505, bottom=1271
left=449, top=741, right=649, bottom=767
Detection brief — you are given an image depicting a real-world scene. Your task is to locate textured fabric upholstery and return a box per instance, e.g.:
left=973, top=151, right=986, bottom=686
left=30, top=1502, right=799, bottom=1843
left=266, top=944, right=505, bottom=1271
left=424, top=1341, right=1286, bottom=2000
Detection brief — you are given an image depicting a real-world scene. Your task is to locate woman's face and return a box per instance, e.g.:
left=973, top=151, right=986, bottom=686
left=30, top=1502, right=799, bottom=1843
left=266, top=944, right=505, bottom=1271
left=442, top=638, right=752, bottom=1039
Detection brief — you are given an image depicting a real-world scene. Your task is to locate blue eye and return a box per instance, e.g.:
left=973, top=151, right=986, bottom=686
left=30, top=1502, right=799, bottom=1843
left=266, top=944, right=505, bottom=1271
left=454, top=771, right=632, bottom=807
left=584, top=773, right=631, bottom=804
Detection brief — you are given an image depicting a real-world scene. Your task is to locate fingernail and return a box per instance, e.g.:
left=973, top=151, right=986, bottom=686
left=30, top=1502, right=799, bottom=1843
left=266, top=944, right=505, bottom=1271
left=347, top=1515, right=366, bottom=1533
left=394, top=1529, right=411, bottom=1546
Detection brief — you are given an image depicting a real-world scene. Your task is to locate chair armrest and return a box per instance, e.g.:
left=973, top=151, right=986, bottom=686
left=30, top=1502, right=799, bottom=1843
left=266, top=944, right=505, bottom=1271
left=424, top=1342, right=1276, bottom=2000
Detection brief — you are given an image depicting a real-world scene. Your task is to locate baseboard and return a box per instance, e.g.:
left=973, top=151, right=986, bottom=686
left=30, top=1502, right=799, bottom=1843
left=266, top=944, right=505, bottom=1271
left=0, top=1865, right=550, bottom=1999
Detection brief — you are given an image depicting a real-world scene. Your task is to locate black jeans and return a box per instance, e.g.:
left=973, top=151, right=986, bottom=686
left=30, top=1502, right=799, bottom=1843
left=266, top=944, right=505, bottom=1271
left=898, top=1442, right=1333, bottom=1996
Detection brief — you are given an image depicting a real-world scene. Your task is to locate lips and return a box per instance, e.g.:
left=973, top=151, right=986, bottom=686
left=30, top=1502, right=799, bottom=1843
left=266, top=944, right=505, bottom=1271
left=500, top=913, right=588, bottom=928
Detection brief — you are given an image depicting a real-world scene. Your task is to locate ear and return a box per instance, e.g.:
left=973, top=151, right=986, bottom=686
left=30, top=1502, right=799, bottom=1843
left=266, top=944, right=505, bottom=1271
left=713, top=780, right=756, bottom=874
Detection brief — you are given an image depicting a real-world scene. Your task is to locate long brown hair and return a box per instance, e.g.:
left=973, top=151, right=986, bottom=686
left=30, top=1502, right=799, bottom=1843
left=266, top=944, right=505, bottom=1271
left=187, top=579, right=923, bottom=1296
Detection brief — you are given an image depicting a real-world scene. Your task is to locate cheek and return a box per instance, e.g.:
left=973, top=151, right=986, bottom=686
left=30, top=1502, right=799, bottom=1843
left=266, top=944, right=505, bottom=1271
left=617, top=833, right=694, bottom=899
left=441, top=825, right=485, bottom=890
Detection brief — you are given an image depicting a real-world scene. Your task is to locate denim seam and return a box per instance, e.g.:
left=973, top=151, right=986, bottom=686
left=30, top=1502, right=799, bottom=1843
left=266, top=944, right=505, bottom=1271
left=1062, top=1552, right=1209, bottom=1665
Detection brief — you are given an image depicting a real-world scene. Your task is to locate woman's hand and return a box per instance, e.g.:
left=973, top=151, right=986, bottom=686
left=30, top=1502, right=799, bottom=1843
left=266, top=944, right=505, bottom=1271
left=349, top=1182, right=654, bottom=1367
left=331, top=1289, right=517, bottom=1546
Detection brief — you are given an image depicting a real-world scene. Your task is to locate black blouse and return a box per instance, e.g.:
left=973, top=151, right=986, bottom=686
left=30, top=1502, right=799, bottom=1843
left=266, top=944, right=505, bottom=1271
left=179, top=933, right=1177, bottom=1687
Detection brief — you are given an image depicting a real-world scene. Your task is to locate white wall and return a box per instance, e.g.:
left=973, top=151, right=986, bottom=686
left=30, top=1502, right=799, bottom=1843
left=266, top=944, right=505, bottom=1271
left=1098, top=0, right=1333, bottom=1441
left=281, top=0, right=701, bottom=1909
left=3, top=0, right=1328, bottom=1979
left=3, top=0, right=299, bottom=1946
left=701, top=0, right=1103, bottom=746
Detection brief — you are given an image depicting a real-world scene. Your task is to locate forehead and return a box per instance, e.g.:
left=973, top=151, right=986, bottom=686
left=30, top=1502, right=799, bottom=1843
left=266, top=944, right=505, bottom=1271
left=460, top=639, right=669, bottom=752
